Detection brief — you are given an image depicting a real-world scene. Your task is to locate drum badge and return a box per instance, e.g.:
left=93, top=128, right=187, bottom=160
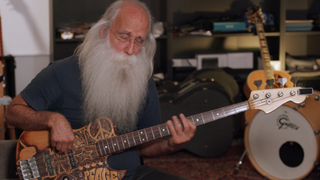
left=277, top=114, right=299, bottom=130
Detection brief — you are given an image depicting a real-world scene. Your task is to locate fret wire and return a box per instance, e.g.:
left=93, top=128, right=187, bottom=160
left=110, top=138, right=116, bottom=152
left=233, top=104, right=238, bottom=114
left=221, top=108, right=226, bottom=117
left=197, top=114, right=202, bottom=125
left=159, top=124, right=169, bottom=136
left=136, top=131, right=142, bottom=144
left=106, top=139, right=113, bottom=153
left=132, top=132, right=137, bottom=145
left=144, top=129, right=150, bottom=141
left=202, top=112, right=213, bottom=123
left=224, top=106, right=235, bottom=116
left=115, top=137, right=121, bottom=151
left=165, top=125, right=170, bottom=135
left=191, top=115, right=197, bottom=125
left=125, top=134, right=131, bottom=147
left=154, top=126, right=162, bottom=138
left=212, top=109, right=219, bottom=119
left=139, top=130, right=145, bottom=143
left=137, top=131, right=143, bottom=143
left=151, top=127, right=155, bottom=140
left=120, top=135, right=126, bottom=150
left=102, top=140, right=108, bottom=155
left=158, top=125, right=163, bottom=137
left=190, top=116, right=195, bottom=124
left=113, top=137, right=119, bottom=151
left=194, top=114, right=202, bottom=126
left=144, top=129, right=149, bottom=142
left=147, top=128, right=154, bottom=141
left=200, top=113, right=205, bottom=124
left=151, top=127, right=158, bottom=138
left=211, top=110, right=216, bottom=121
left=97, top=141, right=103, bottom=156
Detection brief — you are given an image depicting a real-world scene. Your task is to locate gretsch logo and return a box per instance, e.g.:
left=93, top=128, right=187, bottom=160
left=277, top=114, right=299, bottom=130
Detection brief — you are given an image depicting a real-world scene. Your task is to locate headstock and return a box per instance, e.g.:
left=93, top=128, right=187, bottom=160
left=245, top=6, right=267, bottom=25
left=248, top=87, right=313, bottom=114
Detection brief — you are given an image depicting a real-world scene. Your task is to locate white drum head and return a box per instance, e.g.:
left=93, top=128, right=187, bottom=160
left=247, top=106, right=317, bottom=179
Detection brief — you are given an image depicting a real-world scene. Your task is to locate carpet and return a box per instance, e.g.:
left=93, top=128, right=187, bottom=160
left=144, top=143, right=320, bottom=180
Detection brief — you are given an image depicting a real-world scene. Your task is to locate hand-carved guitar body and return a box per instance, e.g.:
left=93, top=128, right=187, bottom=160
left=16, top=117, right=126, bottom=180
left=15, top=87, right=313, bottom=180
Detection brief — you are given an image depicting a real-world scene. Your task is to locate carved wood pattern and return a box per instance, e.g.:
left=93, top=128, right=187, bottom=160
left=16, top=117, right=126, bottom=180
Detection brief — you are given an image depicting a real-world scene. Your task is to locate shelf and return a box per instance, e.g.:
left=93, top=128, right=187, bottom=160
left=285, top=31, right=320, bottom=36
left=172, top=32, right=280, bottom=39
left=55, top=35, right=168, bottom=43
left=55, top=38, right=83, bottom=43
left=52, top=0, right=320, bottom=80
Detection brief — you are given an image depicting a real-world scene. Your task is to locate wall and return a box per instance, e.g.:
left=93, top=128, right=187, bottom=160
left=0, top=0, right=51, bottom=95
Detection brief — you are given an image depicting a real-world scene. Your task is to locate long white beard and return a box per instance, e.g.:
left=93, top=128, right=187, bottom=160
left=79, top=38, right=152, bottom=134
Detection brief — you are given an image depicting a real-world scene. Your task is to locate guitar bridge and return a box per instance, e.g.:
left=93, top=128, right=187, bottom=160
left=19, top=157, right=40, bottom=180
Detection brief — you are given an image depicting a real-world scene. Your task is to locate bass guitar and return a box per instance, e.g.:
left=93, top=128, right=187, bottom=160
left=15, top=87, right=313, bottom=180
left=243, top=7, right=293, bottom=98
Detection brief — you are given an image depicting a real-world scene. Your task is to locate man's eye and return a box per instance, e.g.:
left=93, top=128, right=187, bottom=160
left=134, top=38, right=143, bottom=44
left=119, top=35, right=130, bottom=40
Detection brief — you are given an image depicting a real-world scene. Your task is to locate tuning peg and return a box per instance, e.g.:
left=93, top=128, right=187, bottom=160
left=266, top=79, right=274, bottom=89
left=291, top=77, right=299, bottom=87
left=277, top=78, right=287, bottom=88
left=254, top=80, right=262, bottom=90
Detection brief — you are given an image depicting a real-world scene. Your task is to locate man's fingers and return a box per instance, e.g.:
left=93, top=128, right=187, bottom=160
left=171, top=115, right=183, bottom=132
left=166, top=120, right=177, bottom=136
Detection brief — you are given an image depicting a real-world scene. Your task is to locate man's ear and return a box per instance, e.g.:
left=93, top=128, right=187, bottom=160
left=99, top=26, right=108, bottom=37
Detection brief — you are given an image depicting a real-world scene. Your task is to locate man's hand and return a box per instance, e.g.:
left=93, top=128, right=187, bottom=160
left=166, top=113, right=196, bottom=151
left=5, top=94, right=74, bottom=154
left=137, top=114, right=196, bottom=157
left=48, top=114, right=75, bottom=154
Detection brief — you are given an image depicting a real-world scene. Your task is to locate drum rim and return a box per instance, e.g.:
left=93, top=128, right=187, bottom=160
left=244, top=102, right=320, bottom=180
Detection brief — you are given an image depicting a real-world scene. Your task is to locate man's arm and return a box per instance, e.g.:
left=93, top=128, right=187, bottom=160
left=5, top=94, right=75, bottom=154
left=138, top=113, right=196, bottom=157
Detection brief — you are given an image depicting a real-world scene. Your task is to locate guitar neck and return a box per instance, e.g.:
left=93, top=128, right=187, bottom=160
left=255, top=22, right=274, bottom=80
left=96, top=101, right=250, bottom=156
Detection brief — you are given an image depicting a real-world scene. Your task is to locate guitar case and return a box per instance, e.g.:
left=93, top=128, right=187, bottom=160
left=159, top=68, right=240, bottom=103
left=158, top=68, right=239, bottom=157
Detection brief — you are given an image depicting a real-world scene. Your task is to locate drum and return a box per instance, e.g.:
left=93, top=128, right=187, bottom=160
left=244, top=91, right=320, bottom=180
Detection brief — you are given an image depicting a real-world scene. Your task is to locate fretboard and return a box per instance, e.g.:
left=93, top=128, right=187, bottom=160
left=96, top=101, right=250, bottom=156
left=255, top=22, right=274, bottom=80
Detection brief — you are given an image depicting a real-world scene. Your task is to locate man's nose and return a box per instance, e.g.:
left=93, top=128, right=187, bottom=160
left=125, top=40, right=135, bottom=55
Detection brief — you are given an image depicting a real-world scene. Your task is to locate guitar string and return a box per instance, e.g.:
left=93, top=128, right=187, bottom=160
left=17, top=93, right=289, bottom=177
left=15, top=99, right=285, bottom=178
left=17, top=93, right=287, bottom=168
left=16, top=93, right=296, bottom=177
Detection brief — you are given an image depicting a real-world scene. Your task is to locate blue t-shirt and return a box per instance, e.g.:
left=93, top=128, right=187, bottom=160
left=21, top=56, right=162, bottom=180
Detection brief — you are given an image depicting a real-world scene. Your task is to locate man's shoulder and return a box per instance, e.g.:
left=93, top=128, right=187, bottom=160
left=50, top=56, right=79, bottom=72
left=51, top=56, right=79, bottom=67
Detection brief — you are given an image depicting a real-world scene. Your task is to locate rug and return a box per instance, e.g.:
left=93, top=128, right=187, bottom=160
left=144, top=143, right=320, bottom=180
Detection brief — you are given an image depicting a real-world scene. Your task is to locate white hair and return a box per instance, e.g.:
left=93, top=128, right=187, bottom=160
left=74, top=0, right=156, bottom=134
left=75, top=0, right=156, bottom=76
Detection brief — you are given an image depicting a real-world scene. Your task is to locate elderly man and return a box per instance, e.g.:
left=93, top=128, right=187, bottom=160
left=5, top=0, right=196, bottom=179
